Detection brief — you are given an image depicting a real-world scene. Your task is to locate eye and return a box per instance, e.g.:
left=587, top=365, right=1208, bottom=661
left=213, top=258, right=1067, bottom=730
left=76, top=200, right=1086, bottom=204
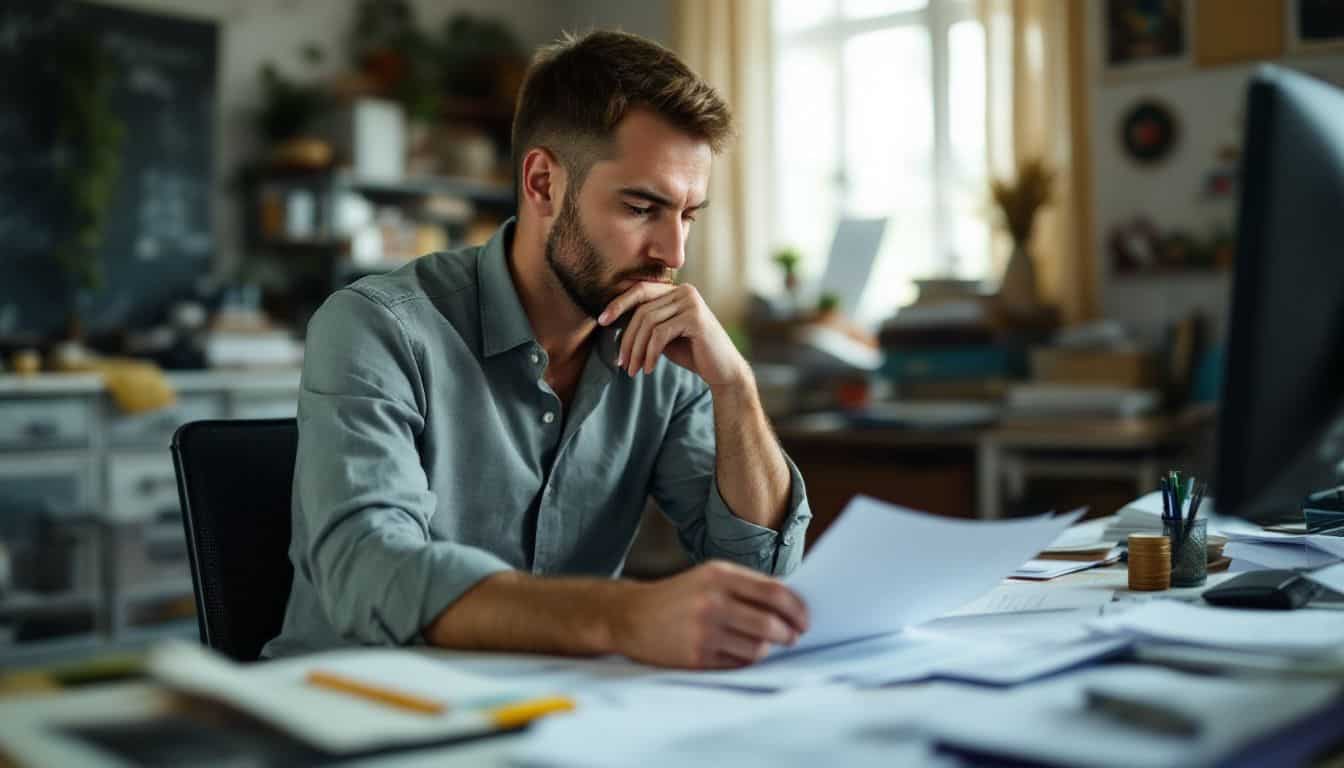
left=625, top=203, right=654, bottom=218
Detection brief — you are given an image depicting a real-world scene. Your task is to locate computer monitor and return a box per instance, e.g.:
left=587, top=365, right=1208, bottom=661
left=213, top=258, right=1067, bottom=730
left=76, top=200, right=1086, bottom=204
left=1216, top=66, right=1344, bottom=523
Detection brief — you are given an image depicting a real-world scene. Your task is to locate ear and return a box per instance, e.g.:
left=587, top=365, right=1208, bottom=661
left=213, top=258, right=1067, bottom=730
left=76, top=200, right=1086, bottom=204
left=520, top=147, right=566, bottom=220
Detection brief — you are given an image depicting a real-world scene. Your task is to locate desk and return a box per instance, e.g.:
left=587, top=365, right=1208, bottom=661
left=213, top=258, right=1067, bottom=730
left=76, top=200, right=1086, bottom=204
left=779, top=405, right=1216, bottom=536
left=4, top=559, right=1343, bottom=767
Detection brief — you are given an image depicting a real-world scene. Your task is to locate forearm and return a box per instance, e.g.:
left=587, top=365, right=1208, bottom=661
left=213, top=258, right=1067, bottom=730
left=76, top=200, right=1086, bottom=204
left=710, top=371, right=792, bottom=530
left=422, top=570, right=639, bottom=656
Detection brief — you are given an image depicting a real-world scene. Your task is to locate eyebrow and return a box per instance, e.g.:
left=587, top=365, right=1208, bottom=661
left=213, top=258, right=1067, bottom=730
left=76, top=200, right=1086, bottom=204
left=618, top=186, right=709, bottom=212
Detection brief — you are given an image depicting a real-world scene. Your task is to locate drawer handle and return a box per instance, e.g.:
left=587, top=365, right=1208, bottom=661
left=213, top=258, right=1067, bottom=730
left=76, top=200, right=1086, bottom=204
left=25, top=421, right=59, bottom=440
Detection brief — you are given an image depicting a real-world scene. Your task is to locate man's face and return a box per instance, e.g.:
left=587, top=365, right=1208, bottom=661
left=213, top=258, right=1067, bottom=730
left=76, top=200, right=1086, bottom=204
left=544, top=108, right=712, bottom=320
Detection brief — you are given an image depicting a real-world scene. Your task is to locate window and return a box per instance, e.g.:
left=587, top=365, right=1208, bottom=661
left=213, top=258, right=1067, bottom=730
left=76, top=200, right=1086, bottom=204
left=772, top=0, right=988, bottom=325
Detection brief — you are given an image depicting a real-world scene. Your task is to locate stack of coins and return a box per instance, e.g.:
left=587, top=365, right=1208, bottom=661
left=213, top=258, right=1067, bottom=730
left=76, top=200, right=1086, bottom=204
left=1128, top=533, right=1172, bottom=591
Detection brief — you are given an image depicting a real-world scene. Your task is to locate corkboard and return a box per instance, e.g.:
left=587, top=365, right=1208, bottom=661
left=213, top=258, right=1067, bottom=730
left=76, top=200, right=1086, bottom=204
left=1194, top=0, right=1285, bottom=67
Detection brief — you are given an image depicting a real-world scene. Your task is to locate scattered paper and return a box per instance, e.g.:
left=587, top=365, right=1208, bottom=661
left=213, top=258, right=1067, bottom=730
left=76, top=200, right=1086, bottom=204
left=514, top=684, right=952, bottom=768
left=947, top=584, right=1115, bottom=616
left=1088, top=601, right=1344, bottom=657
left=890, top=664, right=1340, bottom=768
left=785, top=496, right=1083, bottom=650
left=1223, top=541, right=1340, bottom=570
left=1012, top=558, right=1112, bottom=580
left=1305, top=562, right=1344, bottom=595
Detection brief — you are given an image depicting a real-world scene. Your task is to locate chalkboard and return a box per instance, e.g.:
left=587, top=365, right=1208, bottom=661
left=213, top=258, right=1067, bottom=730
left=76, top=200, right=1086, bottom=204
left=0, top=1, right=217, bottom=339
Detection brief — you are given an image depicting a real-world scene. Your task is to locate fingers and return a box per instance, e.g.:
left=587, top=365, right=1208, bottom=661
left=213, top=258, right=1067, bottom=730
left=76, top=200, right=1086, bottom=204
left=599, top=280, right=676, bottom=327
left=642, top=316, right=691, bottom=374
left=619, top=292, right=683, bottom=373
left=710, top=628, right=773, bottom=667
left=720, top=601, right=799, bottom=647
left=713, top=564, right=810, bottom=636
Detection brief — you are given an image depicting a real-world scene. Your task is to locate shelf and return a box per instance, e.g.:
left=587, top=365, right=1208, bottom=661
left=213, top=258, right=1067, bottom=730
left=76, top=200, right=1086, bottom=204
left=337, top=172, right=514, bottom=205
left=251, top=167, right=514, bottom=206
left=0, top=590, right=99, bottom=619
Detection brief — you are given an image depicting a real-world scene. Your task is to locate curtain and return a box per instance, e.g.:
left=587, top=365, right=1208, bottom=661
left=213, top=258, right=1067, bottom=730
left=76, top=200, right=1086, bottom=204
left=981, top=0, right=1097, bottom=323
left=671, top=0, right=772, bottom=327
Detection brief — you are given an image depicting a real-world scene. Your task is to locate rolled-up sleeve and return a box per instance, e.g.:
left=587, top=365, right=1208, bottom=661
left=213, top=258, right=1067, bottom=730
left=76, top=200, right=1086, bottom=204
left=296, top=289, right=512, bottom=645
left=648, top=381, right=812, bottom=576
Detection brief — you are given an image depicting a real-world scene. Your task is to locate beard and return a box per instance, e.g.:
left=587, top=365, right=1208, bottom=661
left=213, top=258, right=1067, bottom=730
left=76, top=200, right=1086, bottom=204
left=544, top=190, right=675, bottom=319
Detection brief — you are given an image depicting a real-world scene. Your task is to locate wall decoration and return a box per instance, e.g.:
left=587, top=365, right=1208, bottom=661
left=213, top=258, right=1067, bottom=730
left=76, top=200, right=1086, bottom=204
left=1120, top=99, right=1180, bottom=165
left=1194, top=0, right=1284, bottom=67
left=1288, top=0, right=1344, bottom=53
left=1104, top=0, right=1191, bottom=78
left=1110, top=216, right=1233, bottom=275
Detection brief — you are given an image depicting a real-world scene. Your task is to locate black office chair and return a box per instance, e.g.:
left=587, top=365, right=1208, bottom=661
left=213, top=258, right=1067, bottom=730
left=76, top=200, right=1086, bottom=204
left=171, top=418, right=297, bottom=662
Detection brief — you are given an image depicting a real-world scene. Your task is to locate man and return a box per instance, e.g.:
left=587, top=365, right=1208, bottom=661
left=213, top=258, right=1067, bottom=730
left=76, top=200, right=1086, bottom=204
left=264, top=30, right=812, bottom=670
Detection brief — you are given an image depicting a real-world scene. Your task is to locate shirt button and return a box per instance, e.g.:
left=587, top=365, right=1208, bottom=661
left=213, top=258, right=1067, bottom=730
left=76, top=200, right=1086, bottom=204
left=783, top=535, right=795, bottom=546
left=542, top=411, right=556, bottom=424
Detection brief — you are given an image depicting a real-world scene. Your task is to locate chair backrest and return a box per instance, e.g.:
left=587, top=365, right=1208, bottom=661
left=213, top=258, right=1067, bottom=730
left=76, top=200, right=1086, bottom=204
left=171, top=418, right=297, bottom=662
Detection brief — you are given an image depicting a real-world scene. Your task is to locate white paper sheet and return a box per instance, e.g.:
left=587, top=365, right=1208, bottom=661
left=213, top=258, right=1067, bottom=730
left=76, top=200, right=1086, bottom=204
left=1088, top=600, right=1344, bottom=657
left=1223, top=541, right=1340, bottom=570
left=1042, top=517, right=1112, bottom=552
left=885, top=664, right=1340, bottom=768
left=656, top=632, right=974, bottom=690
left=1011, top=559, right=1110, bottom=580
left=1305, top=562, right=1344, bottom=594
left=785, top=496, right=1084, bottom=650
left=513, top=684, right=953, bottom=768
left=946, top=584, right=1115, bottom=616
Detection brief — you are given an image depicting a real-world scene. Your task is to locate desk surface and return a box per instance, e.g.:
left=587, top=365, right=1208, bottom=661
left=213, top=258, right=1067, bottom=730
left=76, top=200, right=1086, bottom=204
left=7, top=563, right=1332, bottom=768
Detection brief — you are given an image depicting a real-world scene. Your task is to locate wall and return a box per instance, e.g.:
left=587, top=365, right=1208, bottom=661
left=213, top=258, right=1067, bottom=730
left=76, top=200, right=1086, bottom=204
left=1084, top=2, right=1344, bottom=344
left=86, top=0, right=577, bottom=281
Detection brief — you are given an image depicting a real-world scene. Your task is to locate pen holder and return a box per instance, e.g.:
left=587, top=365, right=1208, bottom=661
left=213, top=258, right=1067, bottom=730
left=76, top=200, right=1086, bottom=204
left=1163, top=518, right=1208, bottom=588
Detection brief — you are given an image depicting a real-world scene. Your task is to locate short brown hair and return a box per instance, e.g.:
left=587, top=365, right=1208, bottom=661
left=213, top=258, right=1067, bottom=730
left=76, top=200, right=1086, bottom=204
left=511, top=30, right=734, bottom=194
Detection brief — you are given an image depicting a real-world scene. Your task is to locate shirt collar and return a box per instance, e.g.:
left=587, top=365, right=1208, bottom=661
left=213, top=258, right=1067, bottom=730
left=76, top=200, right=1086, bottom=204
left=477, top=218, right=537, bottom=358
left=476, top=217, right=623, bottom=371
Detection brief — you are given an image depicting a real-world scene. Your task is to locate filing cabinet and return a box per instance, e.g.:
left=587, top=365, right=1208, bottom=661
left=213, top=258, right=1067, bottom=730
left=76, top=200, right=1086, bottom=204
left=0, top=370, right=299, bottom=666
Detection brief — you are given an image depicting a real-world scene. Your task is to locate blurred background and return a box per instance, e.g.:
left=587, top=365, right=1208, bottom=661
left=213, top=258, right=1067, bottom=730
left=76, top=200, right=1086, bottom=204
left=0, top=0, right=1341, bottom=667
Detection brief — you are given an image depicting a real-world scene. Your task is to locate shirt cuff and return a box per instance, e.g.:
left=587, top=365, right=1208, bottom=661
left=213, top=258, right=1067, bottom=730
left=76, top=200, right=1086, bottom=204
left=703, top=453, right=812, bottom=577
left=400, top=544, right=514, bottom=645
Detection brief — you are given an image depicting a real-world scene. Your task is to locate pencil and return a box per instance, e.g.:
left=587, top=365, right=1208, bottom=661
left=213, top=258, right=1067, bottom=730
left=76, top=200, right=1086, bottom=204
left=306, top=669, right=446, bottom=715
left=488, top=695, right=576, bottom=729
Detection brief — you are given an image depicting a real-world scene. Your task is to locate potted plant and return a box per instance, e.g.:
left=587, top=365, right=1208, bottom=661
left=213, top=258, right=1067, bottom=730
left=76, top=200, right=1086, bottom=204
left=990, top=157, right=1055, bottom=317
left=257, top=45, right=333, bottom=168
left=51, top=27, right=124, bottom=357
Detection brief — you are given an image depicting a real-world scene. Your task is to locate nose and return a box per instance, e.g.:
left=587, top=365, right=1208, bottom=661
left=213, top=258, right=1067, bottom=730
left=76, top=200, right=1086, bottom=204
left=648, top=217, right=687, bottom=271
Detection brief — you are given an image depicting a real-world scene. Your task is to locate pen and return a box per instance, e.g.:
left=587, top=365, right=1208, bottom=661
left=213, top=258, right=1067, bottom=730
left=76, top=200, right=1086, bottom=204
left=1085, top=688, right=1201, bottom=737
left=306, top=669, right=446, bottom=715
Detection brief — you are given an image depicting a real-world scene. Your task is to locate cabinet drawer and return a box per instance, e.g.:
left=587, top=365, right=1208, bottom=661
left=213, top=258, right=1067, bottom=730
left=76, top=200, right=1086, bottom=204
left=108, top=454, right=182, bottom=524
left=0, top=456, right=96, bottom=520
left=107, top=394, right=224, bottom=447
left=0, top=399, right=91, bottom=450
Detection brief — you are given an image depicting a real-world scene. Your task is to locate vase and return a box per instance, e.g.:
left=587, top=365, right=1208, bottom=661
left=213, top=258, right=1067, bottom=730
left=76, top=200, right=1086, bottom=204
left=999, top=242, right=1040, bottom=316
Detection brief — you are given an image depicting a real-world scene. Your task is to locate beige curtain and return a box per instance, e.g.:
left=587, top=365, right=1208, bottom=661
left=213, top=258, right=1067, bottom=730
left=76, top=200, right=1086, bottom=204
left=981, top=0, right=1097, bottom=323
left=671, top=0, right=772, bottom=326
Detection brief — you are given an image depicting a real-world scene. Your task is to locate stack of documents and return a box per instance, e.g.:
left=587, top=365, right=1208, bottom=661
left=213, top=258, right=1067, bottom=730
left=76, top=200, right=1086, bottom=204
left=1219, top=519, right=1344, bottom=571
left=1088, top=600, right=1344, bottom=658
left=1102, top=491, right=1221, bottom=540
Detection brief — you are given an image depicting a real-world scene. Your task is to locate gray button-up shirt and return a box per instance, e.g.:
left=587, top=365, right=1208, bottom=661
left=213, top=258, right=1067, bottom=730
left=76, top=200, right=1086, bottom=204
left=264, top=220, right=812, bottom=658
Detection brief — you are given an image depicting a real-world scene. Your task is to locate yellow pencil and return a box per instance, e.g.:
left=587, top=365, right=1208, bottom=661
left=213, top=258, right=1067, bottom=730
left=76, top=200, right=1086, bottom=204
left=487, top=695, right=576, bottom=728
left=306, top=669, right=446, bottom=715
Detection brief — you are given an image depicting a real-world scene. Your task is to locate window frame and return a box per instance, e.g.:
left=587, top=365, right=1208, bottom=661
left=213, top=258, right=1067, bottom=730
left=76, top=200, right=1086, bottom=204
left=772, top=0, right=983, bottom=287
